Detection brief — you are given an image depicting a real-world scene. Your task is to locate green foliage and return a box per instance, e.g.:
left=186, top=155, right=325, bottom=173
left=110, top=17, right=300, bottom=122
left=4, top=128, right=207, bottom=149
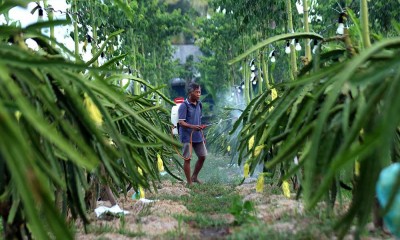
left=313, top=0, right=400, bottom=37
left=0, top=1, right=181, bottom=239
left=229, top=198, right=257, bottom=225
left=228, top=217, right=334, bottom=240
left=85, top=223, right=145, bottom=238
left=206, top=117, right=235, bottom=155
left=69, top=0, right=187, bottom=93
left=180, top=213, right=230, bottom=228
left=195, top=11, right=242, bottom=100
left=2, top=0, right=400, bottom=238
left=210, top=0, right=287, bottom=36
left=228, top=32, right=324, bottom=65
left=231, top=30, right=400, bottom=237
left=185, top=183, right=238, bottom=214
left=214, top=1, right=400, bottom=237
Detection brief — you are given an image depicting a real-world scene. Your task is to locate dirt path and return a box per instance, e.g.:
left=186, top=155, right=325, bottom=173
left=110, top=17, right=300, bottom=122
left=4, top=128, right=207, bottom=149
left=75, top=154, right=389, bottom=240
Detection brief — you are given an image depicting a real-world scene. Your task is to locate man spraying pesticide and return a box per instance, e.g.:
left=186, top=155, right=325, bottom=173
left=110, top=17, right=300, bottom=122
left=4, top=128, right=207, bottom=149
left=170, top=84, right=235, bottom=185
left=176, top=83, right=208, bottom=186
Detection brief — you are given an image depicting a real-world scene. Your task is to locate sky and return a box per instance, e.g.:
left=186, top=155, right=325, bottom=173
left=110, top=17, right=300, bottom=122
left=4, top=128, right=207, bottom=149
left=2, top=1, right=94, bottom=61
left=8, top=1, right=69, bottom=27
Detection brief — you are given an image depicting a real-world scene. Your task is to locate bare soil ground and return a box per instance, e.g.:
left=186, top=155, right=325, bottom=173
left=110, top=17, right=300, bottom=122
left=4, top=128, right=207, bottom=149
left=74, top=154, right=393, bottom=240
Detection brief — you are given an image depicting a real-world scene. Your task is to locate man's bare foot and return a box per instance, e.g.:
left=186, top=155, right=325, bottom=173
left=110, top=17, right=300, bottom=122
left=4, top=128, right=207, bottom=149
left=191, top=178, right=203, bottom=184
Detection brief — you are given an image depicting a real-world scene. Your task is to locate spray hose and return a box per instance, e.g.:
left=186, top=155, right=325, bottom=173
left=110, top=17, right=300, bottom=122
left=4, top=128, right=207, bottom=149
left=171, top=126, right=205, bottom=161
left=170, top=117, right=234, bottom=160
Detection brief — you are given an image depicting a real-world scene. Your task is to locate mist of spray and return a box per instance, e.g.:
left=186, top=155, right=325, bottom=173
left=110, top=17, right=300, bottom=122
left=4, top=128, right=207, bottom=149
left=216, top=88, right=246, bottom=118
left=206, top=89, right=247, bottom=164
left=213, top=89, right=264, bottom=178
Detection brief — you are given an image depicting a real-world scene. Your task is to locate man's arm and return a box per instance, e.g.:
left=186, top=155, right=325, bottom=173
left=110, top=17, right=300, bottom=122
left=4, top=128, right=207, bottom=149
left=178, top=120, right=204, bottom=130
left=178, top=102, right=206, bottom=130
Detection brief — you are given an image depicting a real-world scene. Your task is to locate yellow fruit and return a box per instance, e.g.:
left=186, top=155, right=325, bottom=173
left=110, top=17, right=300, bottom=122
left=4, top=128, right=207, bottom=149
left=271, top=88, right=278, bottom=100
left=244, top=163, right=250, bottom=178
left=254, top=145, right=264, bottom=157
left=355, top=160, right=360, bottom=177
left=15, top=111, right=22, bottom=122
left=282, top=180, right=291, bottom=198
left=157, top=154, right=164, bottom=172
left=248, top=135, right=255, bottom=150
left=139, top=186, right=145, bottom=199
left=256, top=174, right=264, bottom=193
left=227, top=145, right=231, bottom=152
left=268, top=106, right=274, bottom=112
left=108, top=138, right=115, bottom=146
left=83, top=93, right=103, bottom=127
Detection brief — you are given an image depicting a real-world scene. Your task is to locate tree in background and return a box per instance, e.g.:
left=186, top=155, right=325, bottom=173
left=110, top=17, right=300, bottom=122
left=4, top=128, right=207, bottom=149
left=0, top=0, right=182, bottom=238
left=68, top=0, right=187, bottom=96
left=228, top=0, right=400, bottom=238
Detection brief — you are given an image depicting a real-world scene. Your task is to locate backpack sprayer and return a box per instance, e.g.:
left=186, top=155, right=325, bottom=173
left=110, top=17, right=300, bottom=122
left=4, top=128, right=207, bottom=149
left=170, top=98, right=236, bottom=160
left=171, top=96, right=236, bottom=134
left=171, top=97, right=185, bottom=135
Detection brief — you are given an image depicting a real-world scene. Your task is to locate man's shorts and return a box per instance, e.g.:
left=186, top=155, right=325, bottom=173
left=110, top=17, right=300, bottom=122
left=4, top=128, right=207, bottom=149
left=182, top=142, right=208, bottom=160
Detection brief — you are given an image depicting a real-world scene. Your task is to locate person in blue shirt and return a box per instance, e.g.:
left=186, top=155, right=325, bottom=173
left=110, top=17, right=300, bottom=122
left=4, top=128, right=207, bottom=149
left=178, top=83, right=207, bottom=186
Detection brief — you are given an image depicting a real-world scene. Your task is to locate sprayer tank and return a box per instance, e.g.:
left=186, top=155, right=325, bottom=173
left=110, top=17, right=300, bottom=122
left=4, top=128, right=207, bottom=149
left=171, top=97, right=184, bottom=135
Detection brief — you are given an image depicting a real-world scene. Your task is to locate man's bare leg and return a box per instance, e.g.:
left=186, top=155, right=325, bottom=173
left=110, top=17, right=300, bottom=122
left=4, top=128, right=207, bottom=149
left=191, top=156, right=205, bottom=184
left=184, top=159, right=192, bottom=186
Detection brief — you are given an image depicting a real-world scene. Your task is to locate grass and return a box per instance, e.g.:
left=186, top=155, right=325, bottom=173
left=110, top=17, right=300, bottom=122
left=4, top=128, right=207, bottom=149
left=227, top=202, right=396, bottom=240
left=86, top=224, right=115, bottom=235
left=62, top=152, right=391, bottom=239
left=83, top=220, right=145, bottom=238
left=135, top=202, right=152, bottom=219
left=179, top=213, right=230, bottom=228
left=157, top=151, right=244, bottom=216
left=176, top=153, right=367, bottom=239
left=185, top=184, right=239, bottom=214
left=154, top=152, right=248, bottom=238
left=228, top=222, right=333, bottom=240
left=161, top=229, right=193, bottom=240
left=188, top=151, right=242, bottom=185
left=0, top=151, right=392, bottom=240
left=6, top=151, right=374, bottom=240
left=228, top=205, right=340, bottom=240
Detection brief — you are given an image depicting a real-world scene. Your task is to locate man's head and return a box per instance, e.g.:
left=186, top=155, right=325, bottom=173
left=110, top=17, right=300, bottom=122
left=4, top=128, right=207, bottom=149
left=187, top=82, right=201, bottom=102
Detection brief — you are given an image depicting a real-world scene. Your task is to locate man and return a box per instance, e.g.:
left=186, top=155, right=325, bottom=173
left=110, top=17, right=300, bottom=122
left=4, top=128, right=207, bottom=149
left=178, top=82, right=207, bottom=186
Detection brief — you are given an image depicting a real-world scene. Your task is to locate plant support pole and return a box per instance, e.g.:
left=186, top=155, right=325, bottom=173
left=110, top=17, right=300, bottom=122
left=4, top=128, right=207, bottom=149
left=286, top=0, right=297, bottom=80
left=91, top=0, right=98, bottom=67
left=261, top=49, right=270, bottom=91
left=303, top=0, right=312, bottom=60
left=43, top=0, right=55, bottom=47
left=360, top=0, right=371, bottom=48
left=256, top=49, right=263, bottom=95
left=73, top=0, right=79, bottom=60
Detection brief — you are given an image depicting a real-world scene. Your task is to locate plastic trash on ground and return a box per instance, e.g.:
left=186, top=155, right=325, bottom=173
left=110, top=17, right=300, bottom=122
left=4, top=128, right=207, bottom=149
left=131, top=189, right=157, bottom=203
left=131, top=186, right=146, bottom=200
left=139, top=198, right=158, bottom=203
left=94, top=204, right=129, bottom=218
